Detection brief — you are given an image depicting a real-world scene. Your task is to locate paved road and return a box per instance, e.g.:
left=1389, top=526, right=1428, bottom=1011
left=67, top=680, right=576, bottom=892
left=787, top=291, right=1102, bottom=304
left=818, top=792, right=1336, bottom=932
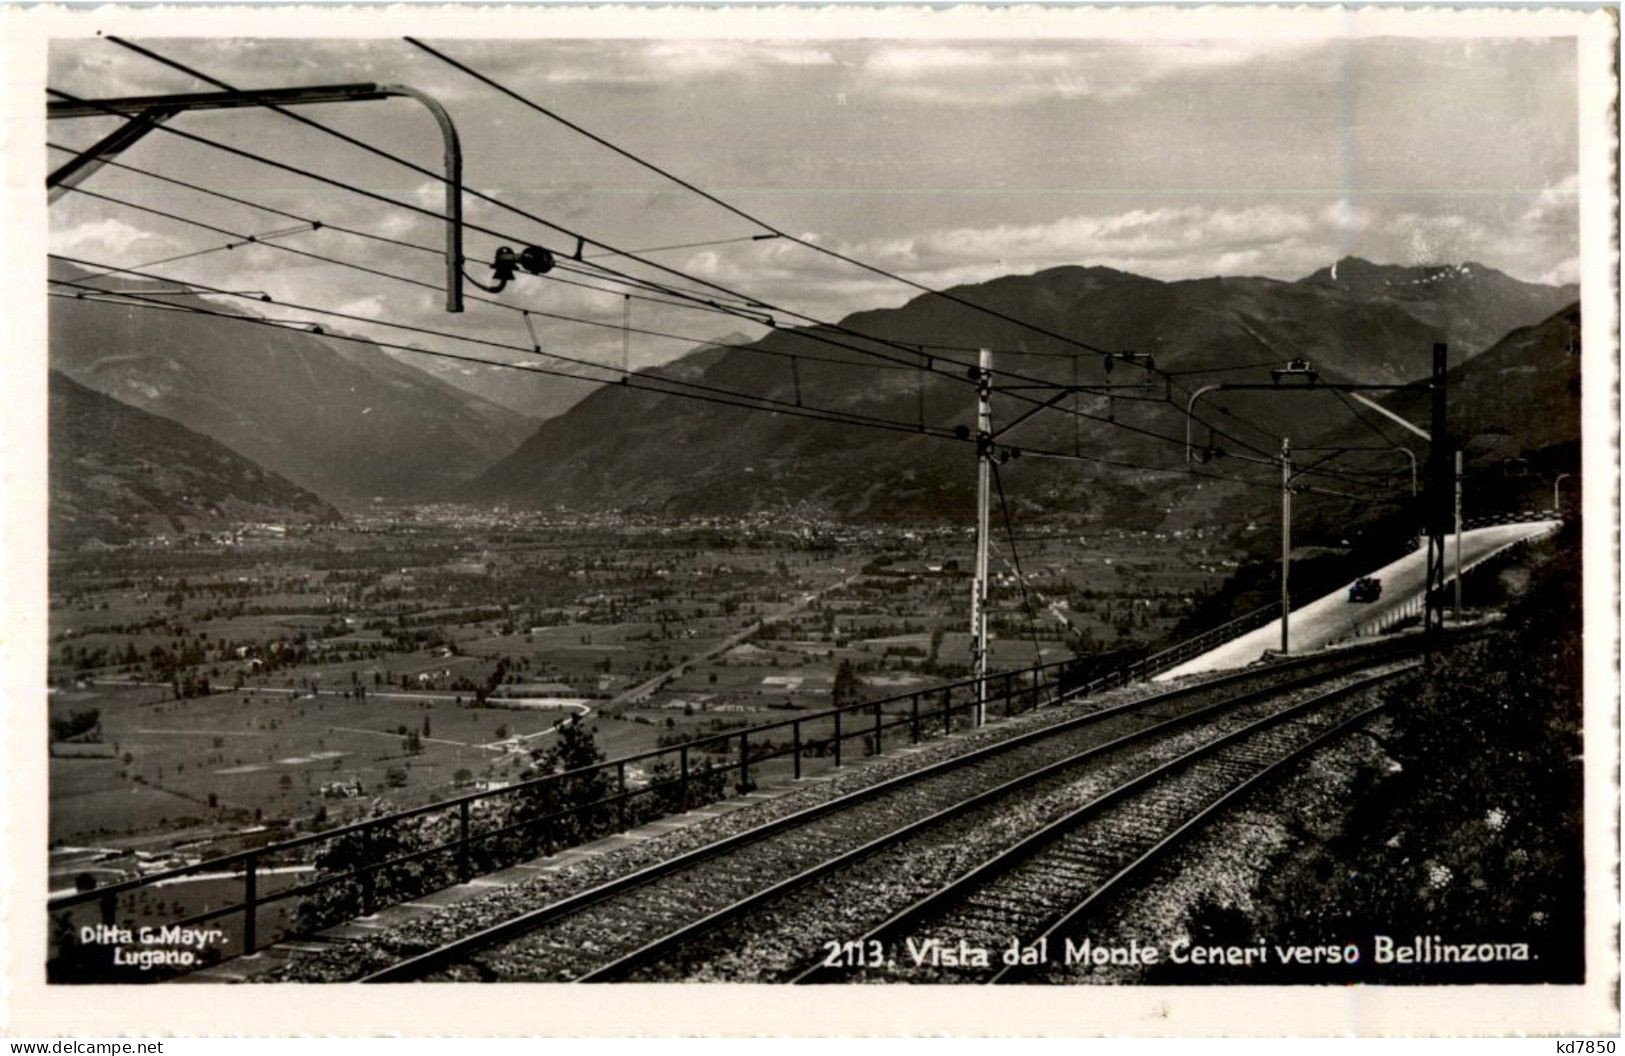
left=1156, top=521, right=1559, bottom=680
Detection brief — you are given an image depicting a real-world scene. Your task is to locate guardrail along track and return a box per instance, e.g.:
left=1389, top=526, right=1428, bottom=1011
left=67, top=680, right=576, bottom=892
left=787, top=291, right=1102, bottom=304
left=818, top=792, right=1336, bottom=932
left=364, top=643, right=1415, bottom=983
left=792, top=667, right=1410, bottom=985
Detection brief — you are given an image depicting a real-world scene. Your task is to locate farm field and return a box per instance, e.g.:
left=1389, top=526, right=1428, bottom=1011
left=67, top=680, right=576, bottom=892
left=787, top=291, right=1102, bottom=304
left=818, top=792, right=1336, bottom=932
left=47, top=509, right=1247, bottom=874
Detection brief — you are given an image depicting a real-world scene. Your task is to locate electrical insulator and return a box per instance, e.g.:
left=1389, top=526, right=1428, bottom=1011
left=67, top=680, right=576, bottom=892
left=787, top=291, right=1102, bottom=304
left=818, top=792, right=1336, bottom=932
left=519, top=246, right=555, bottom=275
left=491, top=246, right=520, bottom=284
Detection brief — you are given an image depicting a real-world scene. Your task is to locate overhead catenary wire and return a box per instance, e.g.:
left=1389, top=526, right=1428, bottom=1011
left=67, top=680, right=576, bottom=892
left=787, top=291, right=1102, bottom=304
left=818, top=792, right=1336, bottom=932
left=49, top=181, right=924, bottom=375
left=400, top=36, right=1327, bottom=460
left=54, top=173, right=1381, bottom=494
left=58, top=48, right=1294, bottom=478
left=68, top=220, right=318, bottom=282
left=49, top=268, right=1389, bottom=504
left=78, top=42, right=1269, bottom=426
left=47, top=140, right=785, bottom=324
left=65, top=177, right=1377, bottom=507
left=57, top=44, right=1398, bottom=493
left=47, top=84, right=812, bottom=351
left=54, top=178, right=1386, bottom=496
left=408, top=36, right=1131, bottom=363
left=46, top=278, right=956, bottom=442
left=51, top=81, right=989, bottom=398
left=585, top=234, right=781, bottom=259
left=46, top=133, right=782, bottom=329
left=48, top=254, right=940, bottom=435
left=991, top=460, right=1047, bottom=669
left=105, top=36, right=1329, bottom=482
left=62, top=49, right=957, bottom=368
left=59, top=178, right=1331, bottom=484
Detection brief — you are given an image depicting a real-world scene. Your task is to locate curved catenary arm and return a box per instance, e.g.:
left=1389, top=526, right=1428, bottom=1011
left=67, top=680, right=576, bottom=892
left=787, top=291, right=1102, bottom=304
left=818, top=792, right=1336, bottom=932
left=50, top=81, right=465, bottom=312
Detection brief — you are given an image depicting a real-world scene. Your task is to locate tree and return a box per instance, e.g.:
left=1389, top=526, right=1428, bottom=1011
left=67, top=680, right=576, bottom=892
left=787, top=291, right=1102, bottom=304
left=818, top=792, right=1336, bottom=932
left=507, top=717, right=613, bottom=853
left=832, top=659, right=862, bottom=708
left=49, top=708, right=101, bottom=743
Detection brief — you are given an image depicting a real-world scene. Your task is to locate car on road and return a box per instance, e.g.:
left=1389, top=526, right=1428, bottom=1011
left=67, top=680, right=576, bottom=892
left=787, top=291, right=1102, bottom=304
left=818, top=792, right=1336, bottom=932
left=1348, top=577, right=1382, bottom=603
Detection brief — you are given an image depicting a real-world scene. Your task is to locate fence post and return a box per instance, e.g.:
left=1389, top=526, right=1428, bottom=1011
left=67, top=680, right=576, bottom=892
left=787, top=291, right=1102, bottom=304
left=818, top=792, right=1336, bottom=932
left=738, top=732, right=749, bottom=791
left=242, top=853, right=258, bottom=955
left=679, top=746, right=690, bottom=809
left=616, top=761, right=627, bottom=829
left=458, top=800, right=472, bottom=882
left=1003, top=672, right=1015, bottom=717
left=910, top=694, right=920, bottom=744
left=360, top=825, right=375, bottom=916
left=833, top=710, right=843, bottom=768
left=99, top=892, right=116, bottom=928
left=872, top=702, right=882, bottom=756
left=942, top=688, right=952, bottom=735
left=792, top=720, right=802, bottom=780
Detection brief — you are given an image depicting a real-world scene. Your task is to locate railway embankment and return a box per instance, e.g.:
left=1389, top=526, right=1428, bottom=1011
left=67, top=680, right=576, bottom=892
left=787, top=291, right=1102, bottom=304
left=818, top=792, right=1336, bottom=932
left=1040, top=524, right=1583, bottom=985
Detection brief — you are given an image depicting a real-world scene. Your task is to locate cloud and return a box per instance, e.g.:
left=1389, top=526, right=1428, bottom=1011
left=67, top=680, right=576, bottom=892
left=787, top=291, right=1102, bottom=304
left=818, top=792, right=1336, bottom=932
left=642, top=41, right=838, bottom=75
left=853, top=44, right=1099, bottom=105
left=43, top=37, right=1579, bottom=394
left=863, top=45, right=1052, bottom=75
left=849, top=38, right=1327, bottom=107
left=1321, top=198, right=1374, bottom=234
left=1517, top=173, right=1580, bottom=242
left=1535, top=257, right=1581, bottom=286
left=50, top=218, right=177, bottom=261
left=440, top=39, right=842, bottom=91
left=656, top=193, right=1579, bottom=328
left=336, top=294, right=387, bottom=320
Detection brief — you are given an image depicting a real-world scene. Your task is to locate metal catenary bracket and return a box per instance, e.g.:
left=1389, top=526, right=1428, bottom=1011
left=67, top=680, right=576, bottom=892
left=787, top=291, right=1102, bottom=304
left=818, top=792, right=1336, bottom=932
left=48, top=82, right=465, bottom=312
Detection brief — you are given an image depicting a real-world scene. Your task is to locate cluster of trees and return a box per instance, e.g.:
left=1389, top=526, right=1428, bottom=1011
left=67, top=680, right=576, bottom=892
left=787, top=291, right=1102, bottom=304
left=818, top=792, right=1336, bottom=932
left=49, top=707, right=101, bottom=743
left=292, top=710, right=773, bottom=936
left=295, top=717, right=649, bottom=932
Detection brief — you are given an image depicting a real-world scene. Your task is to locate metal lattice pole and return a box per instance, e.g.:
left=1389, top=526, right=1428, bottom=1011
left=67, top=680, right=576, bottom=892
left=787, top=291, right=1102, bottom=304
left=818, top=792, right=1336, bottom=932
left=1281, top=437, right=1292, bottom=655
left=972, top=348, right=993, bottom=727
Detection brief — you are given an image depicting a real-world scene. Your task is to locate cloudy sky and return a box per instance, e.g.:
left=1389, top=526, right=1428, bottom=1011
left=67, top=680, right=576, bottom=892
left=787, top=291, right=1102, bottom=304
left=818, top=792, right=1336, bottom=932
left=47, top=32, right=1580, bottom=398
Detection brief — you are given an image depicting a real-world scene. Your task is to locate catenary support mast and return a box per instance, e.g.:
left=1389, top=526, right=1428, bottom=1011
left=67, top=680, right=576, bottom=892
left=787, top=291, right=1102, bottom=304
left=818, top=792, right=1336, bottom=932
left=1281, top=437, right=1292, bottom=654
left=1423, top=343, right=1450, bottom=664
left=972, top=348, right=993, bottom=726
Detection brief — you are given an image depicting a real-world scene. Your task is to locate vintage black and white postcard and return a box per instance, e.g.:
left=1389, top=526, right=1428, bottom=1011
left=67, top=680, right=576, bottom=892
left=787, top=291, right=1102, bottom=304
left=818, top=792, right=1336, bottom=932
left=1, top=1, right=1617, bottom=1038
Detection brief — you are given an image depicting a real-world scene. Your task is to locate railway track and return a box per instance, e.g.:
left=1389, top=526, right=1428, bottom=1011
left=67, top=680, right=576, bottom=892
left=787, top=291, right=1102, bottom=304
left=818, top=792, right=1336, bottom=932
left=360, top=644, right=1416, bottom=983
left=792, top=668, right=1407, bottom=984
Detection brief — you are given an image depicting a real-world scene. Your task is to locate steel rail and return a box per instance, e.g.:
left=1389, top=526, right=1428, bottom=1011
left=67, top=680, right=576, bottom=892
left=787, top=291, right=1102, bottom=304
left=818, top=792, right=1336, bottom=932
left=989, top=696, right=1401, bottom=983
left=795, top=666, right=1409, bottom=984
left=579, top=661, right=1408, bottom=983
left=361, top=643, right=1411, bottom=982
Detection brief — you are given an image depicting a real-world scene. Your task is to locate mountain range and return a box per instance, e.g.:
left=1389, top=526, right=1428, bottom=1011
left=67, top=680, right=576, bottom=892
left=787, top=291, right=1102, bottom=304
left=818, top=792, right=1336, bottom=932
left=467, top=258, right=1578, bottom=524
left=47, top=255, right=1580, bottom=537
left=49, top=369, right=340, bottom=546
left=49, top=263, right=536, bottom=504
